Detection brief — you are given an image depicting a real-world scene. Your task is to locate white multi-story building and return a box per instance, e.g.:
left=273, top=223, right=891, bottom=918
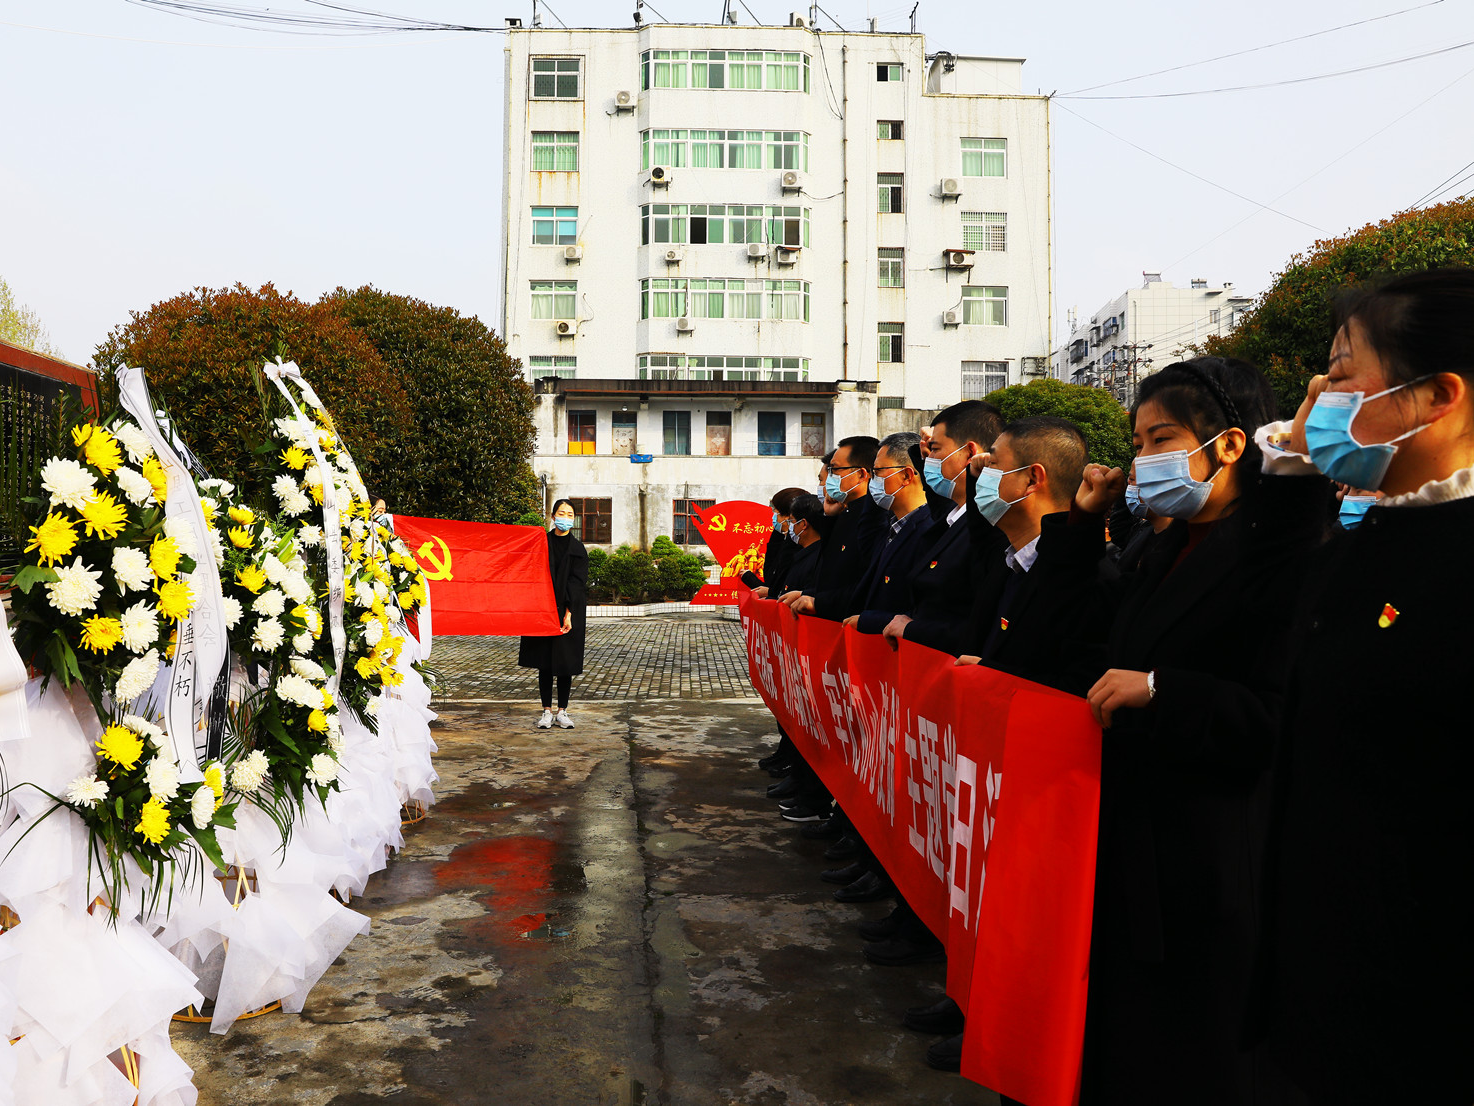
left=1052, top=273, right=1254, bottom=406
left=501, top=17, right=1052, bottom=548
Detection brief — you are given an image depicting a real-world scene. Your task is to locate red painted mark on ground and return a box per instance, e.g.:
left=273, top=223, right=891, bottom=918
left=436, top=837, right=555, bottom=938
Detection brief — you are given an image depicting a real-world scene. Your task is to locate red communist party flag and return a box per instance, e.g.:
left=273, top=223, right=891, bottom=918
left=392, top=516, right=561, bottom=636
left=689, top=500, right=775, bottom=605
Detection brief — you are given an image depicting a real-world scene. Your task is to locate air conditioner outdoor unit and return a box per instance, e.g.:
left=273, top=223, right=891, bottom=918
left=555, top=319, right=576, bottom=336
left=664, top=248, right=684, bottom=263
left=940, top=178, right=963, bottom=198
left=650, top=165, right=672, bottom=187
left=789, top=12, right=808, bottom=27
left=614, top=90, right=636, bottom=111
left=781, top=170, right=803, bottom=192
left=676, top=317, right=695, bottom=333
left=563, top=245, right=584, bottom=262
left=942, top=309, right=962, bottom=327
left=775, top=247, right=800, bottom=265
left=746, top=242, right=768, bottom=260
left=945, top=249, right=974, bottom=270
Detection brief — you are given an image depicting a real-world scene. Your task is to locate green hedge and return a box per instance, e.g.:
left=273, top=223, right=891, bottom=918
left=586, top=537, right=711, bottom=604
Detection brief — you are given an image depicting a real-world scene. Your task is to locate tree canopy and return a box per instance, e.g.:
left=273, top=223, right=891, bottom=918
left=985, top=378, right=1134, bottom=472
left=0, top=275, right=60, bottom=357
left=1203, top=197, right=1474, bottom=416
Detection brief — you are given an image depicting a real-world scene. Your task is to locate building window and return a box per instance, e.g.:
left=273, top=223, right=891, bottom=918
left=962, top=361, right=1008, bottom=400
left=567, top=410, right=596, bottom=455
left=877, top=248, right=904, bottom=288
left=532, top=131, right=579, bottom=172
left=644, top=50, right=809, bottom=93
left=641, top=278, right=808, bottom=321
left=641, top=204, right=809, bottom=247
left=962, top=211, right=1007, bottom=252
left=1209, top=308, right=1221, bottom=325
left=638, top=354, right=810, bottom=382
left=642, top=129, right=808, bottom=172
left=566, top=497, right=611, bottom=543
left=663, top=410, right=691, bottom=455
left=527, top=355, right=576, bottom=379
left=877, top=63, right=902, bottom=82
left=531, top=57, right=582, bottom=99
left=961, top=138, right=1007, bottom=178
left=878, top=322, right=904, bottom=363
left=757, top=412, right=787, bottom=457
left=532, top=206, right=578, bottom=245
left=705, top=410, right=732, bottom=455
left=878, top=173, right=903, bottom=214
left=612, top=410, right=638, bottom=456
left=962, top=286, right=1008, bottom=326
left=531, top=281, right=577, bottom=320
left=877, top=119, right=903, bottom=140
left=800, top=412, right=826, bottom=457
left=673, top=498, right=717, bottom=545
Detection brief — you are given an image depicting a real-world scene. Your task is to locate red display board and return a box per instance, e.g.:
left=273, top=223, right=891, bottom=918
left=394, top=516, right=561, bottom=637
left=688, top=500, right=774, bottom=605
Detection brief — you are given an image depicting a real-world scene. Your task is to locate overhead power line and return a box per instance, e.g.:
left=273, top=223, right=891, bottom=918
left=123, top=0, right=503, bottom=35
left=1411, top=156, right=1474, bottom=208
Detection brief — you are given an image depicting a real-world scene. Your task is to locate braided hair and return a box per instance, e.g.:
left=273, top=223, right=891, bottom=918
left=1133, top=356, right=1276, bottom=477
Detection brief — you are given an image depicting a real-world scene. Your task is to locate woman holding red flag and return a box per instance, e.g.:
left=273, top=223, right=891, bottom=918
left=518, top=499, right=587, bottom=729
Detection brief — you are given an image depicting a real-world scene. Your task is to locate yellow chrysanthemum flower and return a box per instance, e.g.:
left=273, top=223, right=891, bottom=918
left=358, top=609, right=375, bottom=625
left=149, top=534, right=182, bottom=580
left=165, top=627, right=178, bottom=660
left=410, top=582, right=427, bottom=606
left=381, top=667, right=405, bottom=688
left=156, top=579, right=195, bottom=622
left=397, top=590, right=414, bottom=608
left=370, top=599, right=386, bottom=619
left=71, top=423, right=93, bottom=448
left=24, top=511, right=78, bottom=566
left=79, top=615, right=125, bottom=654
left=200, top=500, right=216, bottom=526
left=348, top=541, right=364, bottom=563
left=203, top=762, right=225, bottom=800
left=279, top=446, right=310, bottom=470
left=97, top=723, right=145, bottom=770
left=141, top=455, right=168, bottom=502
left=307, top=709, right=328, bottom=733
left=79, top=491, right=128, bottom=540
left=81, top=426, right=124, bottom=476
left=227, top=527, right=253, bottom=550
left=309, top=483, right=324, bottom=505
left=321, top=688, right=335, bottom=710
left=135, top=796, right=171, bottom=845
left=227, top=505, right=255, bottom=526
left=354, top=655, right=379, bottom=679
left=236, top=564, right=268, bottom=594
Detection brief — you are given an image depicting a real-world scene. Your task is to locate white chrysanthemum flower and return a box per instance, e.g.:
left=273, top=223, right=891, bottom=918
left=190, top=784, right=215, bottom=829
left=292, top=631, right=314, bottom=654
left=252, top=618, right=285, bottom=653
left=144, top=756, right=180, bottom=801
left=274, top=416, right=315, bottom=447
left=209, top=528, right=226, bottom=568
left=122, top=713, right=166, bottom=748
left=198, top=478, right=224, bottom=492
left=305, top=752, right=339, bottom=786
left=282, top=490, right=311, bottom=517
left=216, top=479, right=236, bottom=498
left=353, top=584, right=375, bottom=610
left=112, top=546, right=152, bottom=593
left=115, top=466, right=155, bottom=506
left=163, top=515, right=197, bottom=558
left=364, top=618, right=384, bottom=647
left=262, top=554, right=287, bottom=585
left=348, top=517, right=367, bottom=540
left=280, top=571, right=311, bottom=605
left=365, top=694, right=382, bottom=717
left=231, top=749, right=269, bottom=791
left=386, top=601, right=403, bottom=624
left=372, top=580, right=389, bottom=602
left=221, top=595, right=243, bottom=630
left=115, top=649, right=161, bottom=704
left=66, top=775, right=110, bottom=807
left=302, top=462, right=323, bottom=486
left=297, top=523, right=323, bottom=547
left=272, top=473, right=299, bottom=503
left=113, top=421, right=154, bottom=464
left=119, top=599, right=159, bottom=654
left=40, top=457, right=97, bottom=510
left=327, top=726, right=345, bottom=755
left=304, top=608, right=322, bottom=635
left=274, top=673, right=319, bottom=708
left=199, top=495, right=219, bottom=513
left=252, top=588, right=286, bottom=617
left=290, top=656, right=327, bottom=682
left=46, top=557, right=104, bottom=616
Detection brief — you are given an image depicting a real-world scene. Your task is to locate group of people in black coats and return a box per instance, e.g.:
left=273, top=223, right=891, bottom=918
left=749, top=268, right=1474, bottom=1104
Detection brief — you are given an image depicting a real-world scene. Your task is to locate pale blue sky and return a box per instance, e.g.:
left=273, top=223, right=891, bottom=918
left=3, top=0, right=1470, bottom=363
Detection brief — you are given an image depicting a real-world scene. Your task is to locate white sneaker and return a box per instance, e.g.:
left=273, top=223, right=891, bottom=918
left=555, top=709, right=574, bottom=729
left=536, top=709, right=553, bottom=729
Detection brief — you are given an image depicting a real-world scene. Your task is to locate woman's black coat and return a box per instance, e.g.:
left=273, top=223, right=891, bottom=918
left=1080, top=473, right=1327, bottom=1105
left=761, top=526, right=792, bottom=591
left=517, top=530, right=588, bottom=676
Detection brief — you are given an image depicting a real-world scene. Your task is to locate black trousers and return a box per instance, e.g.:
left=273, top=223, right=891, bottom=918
left=538, top=671, right=572, bottom=708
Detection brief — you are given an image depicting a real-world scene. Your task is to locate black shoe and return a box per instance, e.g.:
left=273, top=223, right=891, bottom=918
left=800, top=816, right=842, bottom=840
left=757, top=751, right=785, bottom=770
left=864, top=935, right=945, bottom=967
left=767, top=776, right=800, bottom=799
left=833, top=871, right=893, bottom=903
left=820, top=860, right=867, bottom=885
left=824, top=833, right=861, bottom=862
left=925, top=1033, right=964, bottom=1072
left=904, top=996, right=965, bottom=1036
left=857, top=906, right=901, bottom=941
left=780, top=803, right=827, bottom=823
left=778, top=796, right=802, bottom=810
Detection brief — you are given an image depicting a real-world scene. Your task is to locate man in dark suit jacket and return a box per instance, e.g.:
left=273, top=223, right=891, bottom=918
left=841, top=432, right=935, bottom=630
left=781, top=435, right=888, bottom=621
left=882, top=401, right=1005, bottom=657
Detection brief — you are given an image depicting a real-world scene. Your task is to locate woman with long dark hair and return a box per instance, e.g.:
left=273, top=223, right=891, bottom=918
left=518, top=498, right=588, bottom=729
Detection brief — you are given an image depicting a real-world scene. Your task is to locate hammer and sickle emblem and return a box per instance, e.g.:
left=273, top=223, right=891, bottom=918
left=416, top=536, right=454, bottom=581
left=706, top=512, right=728, bottom=532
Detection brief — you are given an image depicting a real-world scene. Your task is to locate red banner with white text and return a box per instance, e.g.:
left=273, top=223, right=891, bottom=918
left=393, top=516, right=560, bottom=637
left=741, top=591, right=1101, bottom=1106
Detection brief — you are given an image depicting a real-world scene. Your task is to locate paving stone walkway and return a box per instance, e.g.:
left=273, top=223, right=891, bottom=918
left=429, top=612, right=759, bottom=702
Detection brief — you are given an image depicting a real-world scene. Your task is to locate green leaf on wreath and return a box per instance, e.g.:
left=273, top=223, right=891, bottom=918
left=9, top=564, right=58, bottom=593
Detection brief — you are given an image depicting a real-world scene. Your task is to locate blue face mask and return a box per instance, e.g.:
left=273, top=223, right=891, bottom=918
left=1135, top=430, right=1228, bottom=521
left=923, top=444, right=969, bottom=499
left=552, top=517, right=575, bottom=533
left=868, top=473, right=896, bottom=511
left=973, top=465, right=1031, bottom=525
left=824, top=472, right=847, bottom=502
left=1338, top=494, right=1378, bottom=530
left=788, top=520, right=806, bottom=545
left=771, top=511, right=780, bottom=532
left=1305, top=383, right=1430, bottom=491
left=1124, top=483, right=1149, bottom=520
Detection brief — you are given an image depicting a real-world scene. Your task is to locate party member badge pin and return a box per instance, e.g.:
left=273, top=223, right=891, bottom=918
left=929, top=560, right=938, bottom=569
left=1000, top=617, right=1009, bottom=631
left=1378, top=603, right=1399, bottom=628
